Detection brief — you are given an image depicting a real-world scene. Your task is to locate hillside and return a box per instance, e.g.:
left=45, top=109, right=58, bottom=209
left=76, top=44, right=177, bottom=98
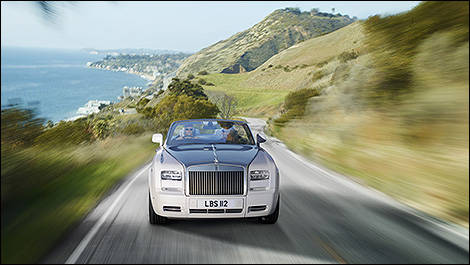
left=197, top=21, right=364, bottom=116
left=176, top=8, right=355, bottom=77
left=193, top=1, right=468, bottom=227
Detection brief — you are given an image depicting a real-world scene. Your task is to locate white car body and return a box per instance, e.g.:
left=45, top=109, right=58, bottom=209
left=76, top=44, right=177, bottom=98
left=148, top=119, right=280, bottom=224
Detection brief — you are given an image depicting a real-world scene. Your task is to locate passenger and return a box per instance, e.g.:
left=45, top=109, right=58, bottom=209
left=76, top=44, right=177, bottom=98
left=216, top=122, right=241, bottom=144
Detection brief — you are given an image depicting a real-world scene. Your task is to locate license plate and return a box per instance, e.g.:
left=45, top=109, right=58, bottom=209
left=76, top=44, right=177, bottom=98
left=197, top=199, right=243, bottom=208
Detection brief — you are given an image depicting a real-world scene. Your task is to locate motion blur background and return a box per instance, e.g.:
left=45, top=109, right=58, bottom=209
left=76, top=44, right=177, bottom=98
left=1, top=1, right=468, bottom=263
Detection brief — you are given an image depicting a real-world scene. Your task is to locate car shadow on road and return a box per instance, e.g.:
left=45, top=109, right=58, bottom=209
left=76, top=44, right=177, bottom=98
left=159, top=188, right=339, bottom=262
left=160, top=186, right=469, bottom=264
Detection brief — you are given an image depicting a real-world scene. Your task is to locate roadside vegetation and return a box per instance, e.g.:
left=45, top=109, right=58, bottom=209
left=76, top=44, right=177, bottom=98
left=269, top=1, right=469, bottom=226
left=1, top=78, right=221, bottom=263
left=1, top=107, right=156, bottom=264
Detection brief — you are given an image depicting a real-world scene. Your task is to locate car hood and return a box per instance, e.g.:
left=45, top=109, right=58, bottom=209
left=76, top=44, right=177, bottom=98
left=165, top=144, right=258, bottom=168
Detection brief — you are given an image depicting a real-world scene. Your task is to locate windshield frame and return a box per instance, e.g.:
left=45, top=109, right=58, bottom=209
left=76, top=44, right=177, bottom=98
left=165, top=119, right=256, bottom=147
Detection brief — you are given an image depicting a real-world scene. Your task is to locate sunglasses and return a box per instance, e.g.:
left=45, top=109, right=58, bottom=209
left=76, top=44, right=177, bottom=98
left=184, top=128, right=194, bottom=131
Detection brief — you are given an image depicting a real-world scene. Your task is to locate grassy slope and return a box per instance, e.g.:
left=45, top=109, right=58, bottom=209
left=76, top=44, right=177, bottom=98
left=201, top=73, right=288, bottom=117
left=1, top=134, right=156, bottom=263
left=200, top=22, right=364, bottom=118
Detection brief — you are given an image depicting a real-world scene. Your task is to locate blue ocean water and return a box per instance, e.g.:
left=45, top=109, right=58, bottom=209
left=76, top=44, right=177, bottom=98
left=1, top=47, right=148, bottom=122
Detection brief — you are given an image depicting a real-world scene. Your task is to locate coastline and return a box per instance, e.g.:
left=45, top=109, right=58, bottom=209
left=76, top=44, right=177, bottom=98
left=60, top=64, right=152, bottom=123
left=86, top=63, right=156, bottom=82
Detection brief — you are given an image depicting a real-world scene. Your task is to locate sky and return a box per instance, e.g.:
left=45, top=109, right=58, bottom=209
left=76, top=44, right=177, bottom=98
left=1, top=1, right=421, bottom=52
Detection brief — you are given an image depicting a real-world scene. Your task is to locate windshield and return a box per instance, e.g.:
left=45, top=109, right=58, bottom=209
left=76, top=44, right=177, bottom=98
left=166, top=120, right=255, bottom=146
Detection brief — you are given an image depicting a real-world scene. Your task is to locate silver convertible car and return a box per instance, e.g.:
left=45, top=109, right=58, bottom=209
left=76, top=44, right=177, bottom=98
left=148, top=119, right=280, bottom=224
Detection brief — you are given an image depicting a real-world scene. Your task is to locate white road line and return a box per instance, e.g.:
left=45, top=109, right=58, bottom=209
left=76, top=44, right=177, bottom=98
left=65, top=164, right=150, bottom=264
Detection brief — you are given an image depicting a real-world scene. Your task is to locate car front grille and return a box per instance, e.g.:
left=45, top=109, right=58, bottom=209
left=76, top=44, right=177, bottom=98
left=189, top=170, right=244, bottom=195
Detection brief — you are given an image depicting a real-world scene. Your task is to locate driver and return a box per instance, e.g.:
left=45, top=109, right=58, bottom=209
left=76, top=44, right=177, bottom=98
left=176, top=123, right=198, bottom=140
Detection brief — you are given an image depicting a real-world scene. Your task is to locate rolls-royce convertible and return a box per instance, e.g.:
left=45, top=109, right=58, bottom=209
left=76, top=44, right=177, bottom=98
left=148, top=119, right=280, bottom=224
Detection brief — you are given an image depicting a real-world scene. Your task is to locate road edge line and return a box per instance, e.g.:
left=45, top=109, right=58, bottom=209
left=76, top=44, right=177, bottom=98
left=65, top=163, right=150, bottom=264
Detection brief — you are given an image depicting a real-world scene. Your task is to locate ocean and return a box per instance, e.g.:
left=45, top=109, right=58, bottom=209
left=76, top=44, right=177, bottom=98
left=1, top=47, right=148, bottom=123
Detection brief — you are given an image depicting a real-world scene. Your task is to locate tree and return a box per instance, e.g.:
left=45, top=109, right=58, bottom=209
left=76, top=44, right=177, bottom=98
left=311, top=8, right=319, bottom=13
left=46, top=120, right=54, bottom=129
left=167, top=78, right=207, bottom=99
left=149, top=94, right=219, bottom=134
left=212, top=93, right=238, bottom=119
left=92, top=119, right=110, bottom=139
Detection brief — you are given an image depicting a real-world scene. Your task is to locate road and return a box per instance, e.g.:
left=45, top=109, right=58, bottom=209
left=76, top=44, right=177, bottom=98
left=43, top=118, right=469, bottom=264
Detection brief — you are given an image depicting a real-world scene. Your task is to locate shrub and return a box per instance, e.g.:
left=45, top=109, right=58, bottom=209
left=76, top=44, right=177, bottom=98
left=92, top=119, right=110, bottom=140
left=34, top=118, right=94, bottom=146
left=121, top=122, right=145, bottom=135
left=198, top=70, right=208, bottom=75
left=311, top=70, right=325, bottom=81
left=136, top=97, right=150, bottom=112
left=316, top=60, right=329, bottom=68
left=338, top=50, right=359, bottom=63
left=274, top=88, right=320, bottom=126
left=198, top=78, right=207, bottom=85
left=187, top=74, right=195, bottom=80
left=362, top=1, right=468, bottom=104
left=1, top=107, right=44, bottom=150
left=168, top=78, right=208, bottom=99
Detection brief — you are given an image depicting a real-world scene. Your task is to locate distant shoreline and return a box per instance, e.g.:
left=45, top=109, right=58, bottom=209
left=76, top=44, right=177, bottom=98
left=86, top=63, right=155, bottom=82
left=60, top=65, right=152, bottom=123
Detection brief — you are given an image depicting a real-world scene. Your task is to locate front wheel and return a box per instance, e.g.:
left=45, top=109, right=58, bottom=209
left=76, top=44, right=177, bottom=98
left=149, top=192, right=168, bottom=225
left=258, top=195, right=280, bottom=224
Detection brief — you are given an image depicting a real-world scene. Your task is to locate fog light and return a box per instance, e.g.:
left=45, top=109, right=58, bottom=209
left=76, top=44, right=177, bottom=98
left=250, top=170, right=269, bottom=181
left=161, top=170, right=182, bottom=181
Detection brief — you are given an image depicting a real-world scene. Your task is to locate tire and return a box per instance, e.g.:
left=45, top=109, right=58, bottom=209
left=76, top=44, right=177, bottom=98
left=148, top=192, right=168, bottom=225
left=258, top=195, right=280, bottom=224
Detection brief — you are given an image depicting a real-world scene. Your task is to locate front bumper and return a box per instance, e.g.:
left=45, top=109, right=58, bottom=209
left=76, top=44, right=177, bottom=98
left=150, top=189, right=278, bottom=219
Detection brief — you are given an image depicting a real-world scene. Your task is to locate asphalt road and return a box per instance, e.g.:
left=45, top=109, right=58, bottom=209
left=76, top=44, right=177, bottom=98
left=43, top=118, right=469, bottom=264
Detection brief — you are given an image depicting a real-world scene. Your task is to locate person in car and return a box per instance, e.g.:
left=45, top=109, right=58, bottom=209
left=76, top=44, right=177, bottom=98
left=176, top=123, right=198, bottom=140
left=215, top=122, right=234, bottom=140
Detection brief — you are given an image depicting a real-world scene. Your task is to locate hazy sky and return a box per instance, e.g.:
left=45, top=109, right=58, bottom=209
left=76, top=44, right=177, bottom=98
left=1, top=1, right=421, bottom=52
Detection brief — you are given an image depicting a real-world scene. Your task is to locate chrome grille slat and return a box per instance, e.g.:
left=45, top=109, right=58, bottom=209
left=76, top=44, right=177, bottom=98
left=189, top=170, right=243, bottom=195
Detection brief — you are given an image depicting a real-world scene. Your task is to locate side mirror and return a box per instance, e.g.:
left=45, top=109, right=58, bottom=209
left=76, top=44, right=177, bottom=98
left=256, top=133, right=266, bottom=147
left=152, top=133, right=163, bottom=146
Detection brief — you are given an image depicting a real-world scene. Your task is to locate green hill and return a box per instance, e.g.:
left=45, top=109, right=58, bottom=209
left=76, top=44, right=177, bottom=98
left=176, top=8, right=355, bottom=77
left=197, top=21, right=364, bottom=117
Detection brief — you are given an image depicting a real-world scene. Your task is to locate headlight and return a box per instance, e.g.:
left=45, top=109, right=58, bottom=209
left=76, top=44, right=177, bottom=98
left=250, top=170, right=269, bottom=181
left=161, top=170, right=182, bottom=181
